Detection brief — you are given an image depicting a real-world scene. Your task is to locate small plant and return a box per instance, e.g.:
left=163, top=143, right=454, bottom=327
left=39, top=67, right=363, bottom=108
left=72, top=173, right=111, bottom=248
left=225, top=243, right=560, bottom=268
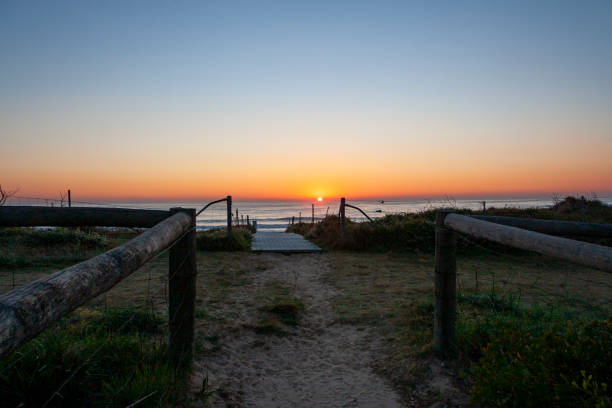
left=195, top=308, right=209, bottom=319
left=255, top=281, right=305, bottom=329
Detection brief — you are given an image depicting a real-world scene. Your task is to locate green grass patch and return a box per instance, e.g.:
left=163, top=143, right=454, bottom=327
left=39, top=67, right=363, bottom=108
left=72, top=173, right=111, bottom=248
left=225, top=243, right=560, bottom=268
left=245, top=318, right=286, bottom=335
left=0, top=308, right=197, bottom=407
left=456, top=292, right=611, bottom=407
left=255, top=281, right=305, bottom=328
left=196, top=227, right=252, bottom=251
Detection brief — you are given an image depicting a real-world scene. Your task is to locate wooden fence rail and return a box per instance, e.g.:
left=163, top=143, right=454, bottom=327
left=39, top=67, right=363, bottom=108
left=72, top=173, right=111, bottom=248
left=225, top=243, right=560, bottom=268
left=434, top=211, right=612, bottom=357
left=0, top=207, right=197, bottom=369
left=446, top=214, right=612, bottom=272
left=0, top=206, right=170, bottom=228
left=338, top=197, right=374, bottom=239
left=470, top=215, right=612, bottom=237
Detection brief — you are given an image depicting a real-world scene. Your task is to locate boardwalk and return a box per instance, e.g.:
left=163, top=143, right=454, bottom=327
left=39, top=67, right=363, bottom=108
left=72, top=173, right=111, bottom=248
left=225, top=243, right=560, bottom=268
left=251, top=232, right=322, bottom=253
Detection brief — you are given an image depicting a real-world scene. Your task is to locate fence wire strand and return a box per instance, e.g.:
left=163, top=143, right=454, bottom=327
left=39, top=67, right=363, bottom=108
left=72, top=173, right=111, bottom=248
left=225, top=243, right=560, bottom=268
left=452, top=229, right=612, bottom=315
left=0, top=212, right=197, bottom=407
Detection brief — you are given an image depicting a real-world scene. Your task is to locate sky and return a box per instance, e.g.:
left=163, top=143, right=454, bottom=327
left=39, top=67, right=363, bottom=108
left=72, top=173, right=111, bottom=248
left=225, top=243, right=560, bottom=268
left=1, top=0, right=611, bottom=200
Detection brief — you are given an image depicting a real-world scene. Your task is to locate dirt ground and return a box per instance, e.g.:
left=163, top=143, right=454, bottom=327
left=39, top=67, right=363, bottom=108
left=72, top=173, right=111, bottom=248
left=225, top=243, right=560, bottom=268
left=190, top=252, right=468, bottom=408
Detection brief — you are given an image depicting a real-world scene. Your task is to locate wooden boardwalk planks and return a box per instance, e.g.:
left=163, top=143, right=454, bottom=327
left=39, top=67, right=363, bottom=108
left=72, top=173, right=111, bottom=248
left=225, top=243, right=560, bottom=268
left=251, top=232, right=322, bottom=253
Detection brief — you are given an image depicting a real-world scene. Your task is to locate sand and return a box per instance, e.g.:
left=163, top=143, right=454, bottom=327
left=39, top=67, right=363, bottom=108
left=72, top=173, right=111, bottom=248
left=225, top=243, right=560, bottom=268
left=192, top=253, right=405, bottom=407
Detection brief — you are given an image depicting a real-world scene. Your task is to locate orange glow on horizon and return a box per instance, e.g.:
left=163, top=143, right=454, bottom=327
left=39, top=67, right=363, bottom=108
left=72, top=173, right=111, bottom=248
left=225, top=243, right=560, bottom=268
left=2, top=128, right=611, bottom=201
left=5, top=168, right=612, bottom=202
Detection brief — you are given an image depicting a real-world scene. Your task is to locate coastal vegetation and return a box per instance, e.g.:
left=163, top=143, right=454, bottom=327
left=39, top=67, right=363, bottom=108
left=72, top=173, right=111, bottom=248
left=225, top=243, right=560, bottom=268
left=325, top=250, right=611, bottom=406
left=1, top=196, right=610, bottom=405
left=287, top=196, right=612, bottom=253
left=195, top=226, right=253, bottom=251
left=0, top=227, right=115, bottom=268
left=0, top=308, right=193, bottom=407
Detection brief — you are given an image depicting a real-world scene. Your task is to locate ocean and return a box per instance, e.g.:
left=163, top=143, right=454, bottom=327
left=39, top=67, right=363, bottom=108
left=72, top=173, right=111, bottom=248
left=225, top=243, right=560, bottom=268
left=10, top=195, right=610, bottom=232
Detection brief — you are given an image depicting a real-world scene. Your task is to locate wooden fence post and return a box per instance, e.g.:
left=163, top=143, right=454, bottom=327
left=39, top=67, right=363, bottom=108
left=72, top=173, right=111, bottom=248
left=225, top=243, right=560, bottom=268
left=312, top=203, right=314, bottom=224
left=68, top=189, right=71, bottom=208
left=226, top=195, right=232, bottom=238
left=169, top=208, right=197, bottom=369
left=252, top=220, right=257, bottom=232
left=482, top=201, right=486, bottom=215
left=299, top=212, right=301, bottom=223
left=340, top=197, right=346, bottom=239
left=247, top=215, right=250, bottom=227
left=434, top=210, right=456, bottom=357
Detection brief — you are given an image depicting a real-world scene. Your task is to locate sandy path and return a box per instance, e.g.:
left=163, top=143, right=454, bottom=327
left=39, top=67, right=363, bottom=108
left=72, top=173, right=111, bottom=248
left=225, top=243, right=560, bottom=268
left=193, top=253, right=405, bottom=407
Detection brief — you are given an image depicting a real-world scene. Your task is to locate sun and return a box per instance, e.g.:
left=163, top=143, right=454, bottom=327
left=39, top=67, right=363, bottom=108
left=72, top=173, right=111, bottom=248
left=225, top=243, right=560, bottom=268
left=317, top=197, right=323, bottom=202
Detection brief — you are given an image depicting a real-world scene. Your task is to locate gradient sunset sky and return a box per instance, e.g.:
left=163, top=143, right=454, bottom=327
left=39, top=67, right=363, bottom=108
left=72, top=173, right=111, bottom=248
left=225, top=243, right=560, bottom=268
left=1, top=1, right=611, bottom=200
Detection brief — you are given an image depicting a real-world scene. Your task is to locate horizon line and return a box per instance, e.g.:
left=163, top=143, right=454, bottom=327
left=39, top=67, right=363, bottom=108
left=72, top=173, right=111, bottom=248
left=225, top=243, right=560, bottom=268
left=11, top=191, right=612, bottom=204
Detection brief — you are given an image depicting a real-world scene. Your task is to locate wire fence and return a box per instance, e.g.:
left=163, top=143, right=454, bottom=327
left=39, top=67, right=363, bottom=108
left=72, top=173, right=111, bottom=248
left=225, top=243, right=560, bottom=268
left=447, top=228, right=612, bottom=324
left=0, top=211, right=197, bottom=407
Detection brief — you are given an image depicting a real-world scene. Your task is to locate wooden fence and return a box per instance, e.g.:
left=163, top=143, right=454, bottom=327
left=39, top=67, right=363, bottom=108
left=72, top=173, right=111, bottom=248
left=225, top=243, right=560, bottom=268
left=338, top=197, right=373, bottom=239
left=0, top=206, right=197, bottom=368
left=195, top=195, right=254, bottom=234
left=434, top=211, right=612, bottom=356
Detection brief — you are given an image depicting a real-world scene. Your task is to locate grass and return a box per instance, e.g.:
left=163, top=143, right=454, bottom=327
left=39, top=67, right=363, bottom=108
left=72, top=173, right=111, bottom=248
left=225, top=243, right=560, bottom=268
left=0, top=308, right=194, bottom=408
left=242, top=280, right=306, bottom=335
left=0, top=227, right=116, bottom=268
left=255, top=280, right=305, bottom=327
left=324, top=250, right=612, bottom=404
left=0, top=229, right=243, bottom=406
left=196, top=227, right=252, bottom=251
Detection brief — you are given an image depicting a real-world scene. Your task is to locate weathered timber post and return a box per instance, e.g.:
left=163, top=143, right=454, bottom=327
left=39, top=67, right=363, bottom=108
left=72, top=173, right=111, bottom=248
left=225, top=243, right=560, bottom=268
left=169, top=208, right=197, bottom=369
left=299, top=212, right=301, bottom=223
left=68, top=189, right=71, bottom=208
left=226, top=195, right=232, bottom=238
left=241, top=214, right=244, bottom=226
left=236, top=209, right=239, bottom=226
left=252, top=220, right=257, bottom=232
left=292, top=216, right=295, bottom=225
left=247, top=215, right=250, bottom=227
left=312, top=203, right=315, bottom=224
left=482, top=201, right=486, bottom=215
left=434, top=211, right=456, bottom=357
left=340, top=197, right=346, bottom=239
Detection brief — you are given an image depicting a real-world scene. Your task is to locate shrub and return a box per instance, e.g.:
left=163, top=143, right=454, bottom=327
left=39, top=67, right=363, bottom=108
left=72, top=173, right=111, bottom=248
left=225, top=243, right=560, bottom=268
left=288, top=213, right=470, bottom=253
left=287, top=197, right=612, bottom=253
left=196, top=227, right=252, bottom=251
left=0, top=227, right=114, bottom=267
left=0, top=227, right=110, bottom=248
left=470, top=319, right=612, bottom=407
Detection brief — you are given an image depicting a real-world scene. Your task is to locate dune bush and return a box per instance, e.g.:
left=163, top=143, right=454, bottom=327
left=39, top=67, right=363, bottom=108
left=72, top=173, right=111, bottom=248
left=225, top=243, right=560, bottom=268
left=196, top=227, right=252, bottom=251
